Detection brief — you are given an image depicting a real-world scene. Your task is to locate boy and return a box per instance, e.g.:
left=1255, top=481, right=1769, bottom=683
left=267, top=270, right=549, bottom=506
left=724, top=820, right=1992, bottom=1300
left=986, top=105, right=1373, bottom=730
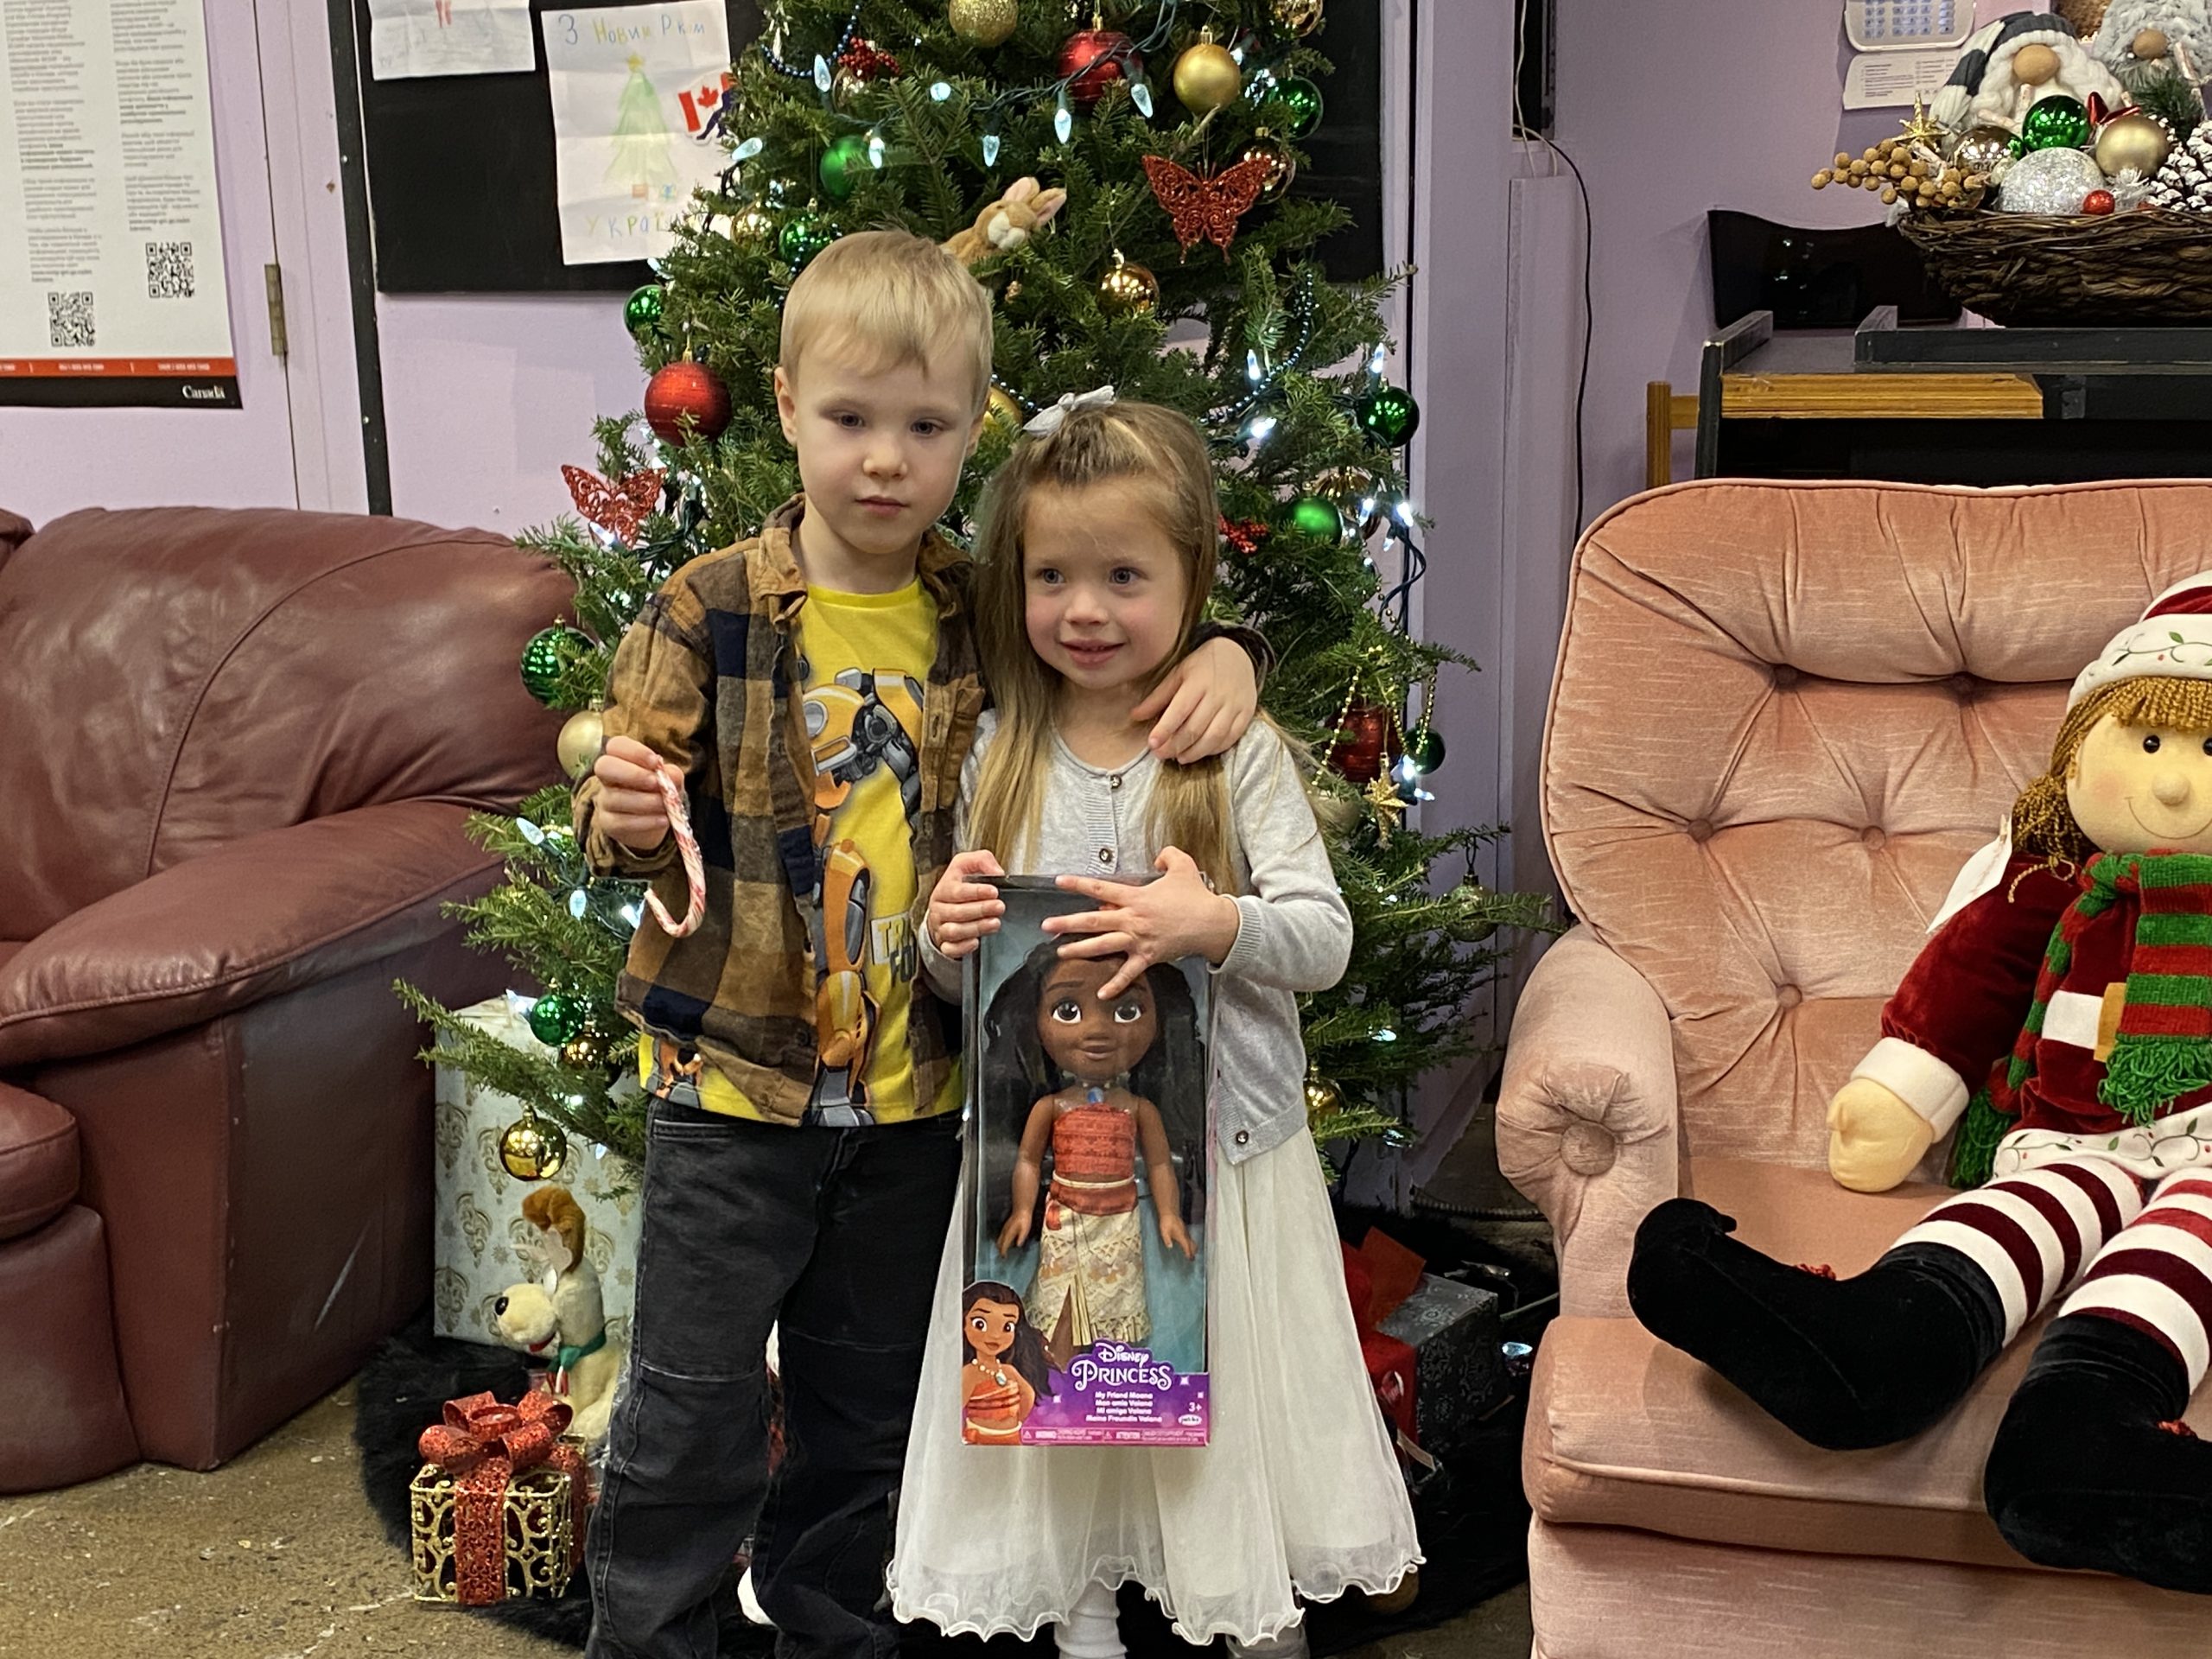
left=575, top=229, right=1263, bottom=1659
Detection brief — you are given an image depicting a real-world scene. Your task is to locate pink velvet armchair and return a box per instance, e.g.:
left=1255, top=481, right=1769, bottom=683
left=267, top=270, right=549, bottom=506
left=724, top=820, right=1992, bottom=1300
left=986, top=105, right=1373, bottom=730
left=1498, top=479, right=2212, bottom=1657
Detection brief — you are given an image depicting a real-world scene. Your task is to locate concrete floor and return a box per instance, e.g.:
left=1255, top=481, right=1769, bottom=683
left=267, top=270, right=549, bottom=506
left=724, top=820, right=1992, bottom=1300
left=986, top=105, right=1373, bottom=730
left=0, top=1384, right=1532, bottom=1659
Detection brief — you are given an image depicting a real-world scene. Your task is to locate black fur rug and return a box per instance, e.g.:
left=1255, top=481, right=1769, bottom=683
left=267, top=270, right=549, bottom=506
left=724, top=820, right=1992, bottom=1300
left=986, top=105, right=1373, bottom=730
left=358, top=1219, right=1536, bottom=1658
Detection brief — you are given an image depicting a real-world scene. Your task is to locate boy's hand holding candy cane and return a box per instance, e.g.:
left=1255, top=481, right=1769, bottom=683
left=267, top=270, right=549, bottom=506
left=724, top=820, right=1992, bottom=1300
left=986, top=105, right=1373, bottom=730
left=592, top=736, right=677, bottom=852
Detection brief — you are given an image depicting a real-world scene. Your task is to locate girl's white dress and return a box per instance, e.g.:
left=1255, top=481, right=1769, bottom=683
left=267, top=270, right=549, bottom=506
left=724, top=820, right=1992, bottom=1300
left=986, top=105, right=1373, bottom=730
left=887, top=720, right=1421, bottom=1645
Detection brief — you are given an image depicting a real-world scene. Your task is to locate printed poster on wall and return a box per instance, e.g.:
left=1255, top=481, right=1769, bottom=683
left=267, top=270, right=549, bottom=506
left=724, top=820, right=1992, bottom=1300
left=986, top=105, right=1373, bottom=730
left=369, top=0, right=538, bottom=81
left=0, top=0, right=239, bottom=408
left=543, top=3, right=734, bottom=266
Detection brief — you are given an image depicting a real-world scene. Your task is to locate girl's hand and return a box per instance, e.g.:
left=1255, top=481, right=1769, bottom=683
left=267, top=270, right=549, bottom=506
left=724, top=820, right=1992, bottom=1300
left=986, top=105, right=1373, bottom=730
left=1134, top=635, right=1257, bottom=761
left=1160, top=1211, right=1195, bottom=1258
left=1048, top=847, right=1241, bottom=995
left=927, top=849, right=1006, bottom=958
left=592, top=735, right=674, bottom=851
left=996, top=1209, right=1033, bottom=1254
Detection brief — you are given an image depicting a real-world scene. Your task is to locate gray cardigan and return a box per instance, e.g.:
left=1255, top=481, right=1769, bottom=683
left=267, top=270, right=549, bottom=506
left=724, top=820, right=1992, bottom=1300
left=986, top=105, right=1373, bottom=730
left=922, top=711, right=1351, bottom=1164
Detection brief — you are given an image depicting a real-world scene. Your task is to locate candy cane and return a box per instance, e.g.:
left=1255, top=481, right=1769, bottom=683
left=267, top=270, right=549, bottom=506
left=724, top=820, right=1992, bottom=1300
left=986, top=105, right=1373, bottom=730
left=644, top=762, right=707, bottom=938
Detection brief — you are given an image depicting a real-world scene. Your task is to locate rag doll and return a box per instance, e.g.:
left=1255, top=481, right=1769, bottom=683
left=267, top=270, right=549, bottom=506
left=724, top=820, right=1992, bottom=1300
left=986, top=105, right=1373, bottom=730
left=2089, top=0, right=2212, bottom=82
left=1630, top=573, right=2212, bottom=1593
left=980, top=943, right=1205, bottom=1370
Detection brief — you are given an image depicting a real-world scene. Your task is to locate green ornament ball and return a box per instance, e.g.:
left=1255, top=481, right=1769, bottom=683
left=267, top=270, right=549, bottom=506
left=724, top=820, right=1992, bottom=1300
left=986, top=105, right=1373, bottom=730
left=1407, top=726, right=1446, bottom=773
left=520, top=626, right=591, bottom=705
left=1272, top=75, right=1324, bottom=138
left=2019, top=94, right=2090, bottom=152
left=527, top=993, right=588, bottom=1046
left=818, top=133, right=872, bottom=202
left=1356, top=384, right=1421, bottom=448
left=779, top=211, right=836, bottom=269
left=623, top=283, right=665, bottom=339
left=1287, top=493, right=1345, bottom=540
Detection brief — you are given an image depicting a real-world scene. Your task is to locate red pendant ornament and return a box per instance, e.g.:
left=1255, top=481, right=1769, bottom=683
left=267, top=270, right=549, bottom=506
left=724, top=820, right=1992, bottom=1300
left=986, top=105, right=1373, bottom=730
left=644, top=360, right=732, bottom=443
left=1141, top=154, right=1275, bottom=260
left=1218, top=514, right=1267, bottom=556
left=1329, top=700, right=1401, bottom=785
left=836, top=37, right=900, bottom=81
left=1060, top=28, right=1139, bottom=108
left=2084, top=188, right=2117, bottom=213
left=562, top=464, right=665, bottom=543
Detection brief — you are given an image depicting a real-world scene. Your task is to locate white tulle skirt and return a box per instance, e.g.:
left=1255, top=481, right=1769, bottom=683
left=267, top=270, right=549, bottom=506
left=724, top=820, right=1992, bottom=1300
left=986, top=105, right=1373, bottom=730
left=887, top=1127, right=1421, bottom=1646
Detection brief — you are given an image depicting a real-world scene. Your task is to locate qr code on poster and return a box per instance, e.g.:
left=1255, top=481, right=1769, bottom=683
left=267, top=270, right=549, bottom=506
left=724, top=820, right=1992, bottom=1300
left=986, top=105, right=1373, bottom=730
left=146, top=240, right=194, bottom=300
left=48, top=291, right=94, bottom=349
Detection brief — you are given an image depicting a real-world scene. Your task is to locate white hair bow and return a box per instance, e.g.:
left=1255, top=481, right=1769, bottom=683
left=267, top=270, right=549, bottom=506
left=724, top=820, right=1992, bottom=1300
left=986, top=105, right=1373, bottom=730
left=1022, top=385, right=1116, bottom=436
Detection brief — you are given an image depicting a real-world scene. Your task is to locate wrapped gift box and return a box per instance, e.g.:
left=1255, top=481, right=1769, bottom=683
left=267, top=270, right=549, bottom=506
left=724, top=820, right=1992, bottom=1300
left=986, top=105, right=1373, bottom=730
left=1375, top=1272, right=1503, bottom=1465
left=409, top=1390, right=588, bottom=1604
left=410, top=1460, right=581, bottom=1603
left=432, top=995, right=641, bottom=1349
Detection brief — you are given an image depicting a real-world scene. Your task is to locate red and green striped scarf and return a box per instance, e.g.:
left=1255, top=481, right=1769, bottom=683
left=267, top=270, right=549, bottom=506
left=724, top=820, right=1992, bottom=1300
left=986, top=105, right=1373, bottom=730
left=1951, top=850, right=2212, bottom=1186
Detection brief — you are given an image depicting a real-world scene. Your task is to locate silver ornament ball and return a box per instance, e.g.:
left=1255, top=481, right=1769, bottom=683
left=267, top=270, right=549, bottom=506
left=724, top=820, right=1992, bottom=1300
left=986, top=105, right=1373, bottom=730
left=1995, top=145, right=2106, bottom=214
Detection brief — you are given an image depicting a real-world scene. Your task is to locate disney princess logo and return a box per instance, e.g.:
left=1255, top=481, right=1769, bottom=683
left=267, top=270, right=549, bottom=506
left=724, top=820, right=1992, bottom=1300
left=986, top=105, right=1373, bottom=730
left=1068, top=1341, right=1175, bottom=1393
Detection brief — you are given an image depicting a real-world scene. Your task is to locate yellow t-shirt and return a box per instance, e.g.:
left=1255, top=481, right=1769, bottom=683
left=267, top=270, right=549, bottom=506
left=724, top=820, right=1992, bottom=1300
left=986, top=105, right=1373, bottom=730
left=653, top=578, right=948, bottom=1124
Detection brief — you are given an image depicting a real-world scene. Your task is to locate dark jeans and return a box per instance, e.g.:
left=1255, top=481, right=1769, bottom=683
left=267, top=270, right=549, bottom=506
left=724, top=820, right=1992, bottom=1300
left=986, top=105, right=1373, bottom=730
left=584, top=1102, right=962, bottom=1659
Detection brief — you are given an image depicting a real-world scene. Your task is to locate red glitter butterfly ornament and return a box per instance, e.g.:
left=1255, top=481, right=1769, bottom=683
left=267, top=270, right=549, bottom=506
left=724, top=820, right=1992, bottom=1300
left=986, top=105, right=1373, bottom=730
left=563, top=464, right=665, bottom=543
left=1141, top=155, right=1275, bottom=261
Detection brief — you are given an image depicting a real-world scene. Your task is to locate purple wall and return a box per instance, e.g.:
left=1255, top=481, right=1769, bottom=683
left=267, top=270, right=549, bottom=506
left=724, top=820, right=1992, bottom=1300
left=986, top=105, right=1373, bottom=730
left=1554, top=0, right=2016, bottom=517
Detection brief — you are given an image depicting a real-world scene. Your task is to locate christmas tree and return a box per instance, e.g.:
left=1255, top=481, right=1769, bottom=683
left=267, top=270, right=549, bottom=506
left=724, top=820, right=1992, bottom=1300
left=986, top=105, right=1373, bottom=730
left=401, top=0, right=1549, bottom=1176
left=606, top=54, right=680, bottom=200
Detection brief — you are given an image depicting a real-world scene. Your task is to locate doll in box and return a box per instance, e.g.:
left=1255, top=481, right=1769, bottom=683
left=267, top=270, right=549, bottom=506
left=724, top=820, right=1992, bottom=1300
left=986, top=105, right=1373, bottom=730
left=1630, top=575, right=2212, bottom=1592
left=982, top=943, right=1205, bottom=1363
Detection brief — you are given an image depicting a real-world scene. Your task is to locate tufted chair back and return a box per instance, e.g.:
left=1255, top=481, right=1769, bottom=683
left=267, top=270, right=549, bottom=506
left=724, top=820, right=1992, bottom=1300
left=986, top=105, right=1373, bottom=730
left=1543, top=479, right=2212, bottom=1172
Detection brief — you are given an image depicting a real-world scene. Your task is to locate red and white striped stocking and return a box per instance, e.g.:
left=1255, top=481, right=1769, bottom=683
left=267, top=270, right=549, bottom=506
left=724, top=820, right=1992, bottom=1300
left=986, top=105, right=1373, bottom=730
left=2058, top=1171, right=2212, bottom=1391
left=1891, top=1160, right=2149, bottom=1344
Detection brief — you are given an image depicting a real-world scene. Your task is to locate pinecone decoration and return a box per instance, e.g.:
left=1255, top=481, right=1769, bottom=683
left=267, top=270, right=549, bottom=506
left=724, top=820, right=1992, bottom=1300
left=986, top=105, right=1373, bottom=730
left=2149, top=124, right=2212, bottom=210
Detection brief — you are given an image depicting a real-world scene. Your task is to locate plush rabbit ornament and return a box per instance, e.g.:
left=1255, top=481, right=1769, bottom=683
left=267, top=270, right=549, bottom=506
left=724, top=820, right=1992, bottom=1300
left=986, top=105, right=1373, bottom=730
left=942, top=176, right=1068, bottom=266
left=1630, top=573, right=2212, bottom=1594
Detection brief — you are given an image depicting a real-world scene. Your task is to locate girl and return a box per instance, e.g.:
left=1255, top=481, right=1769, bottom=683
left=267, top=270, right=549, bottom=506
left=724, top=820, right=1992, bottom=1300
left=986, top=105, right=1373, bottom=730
left=961, top=1280, right=1054, bottom=1445
left=887, top=396, right=1419, bottom=1658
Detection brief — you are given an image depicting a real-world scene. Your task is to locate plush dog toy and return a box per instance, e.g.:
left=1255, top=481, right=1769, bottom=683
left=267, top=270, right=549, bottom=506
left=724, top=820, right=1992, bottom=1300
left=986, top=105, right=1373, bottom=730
left=493, top=1185, right=626, bottom=1447
left=942, top=175, right=1067, bottom=266
left=1630, top=573, right=2212, bottom=1594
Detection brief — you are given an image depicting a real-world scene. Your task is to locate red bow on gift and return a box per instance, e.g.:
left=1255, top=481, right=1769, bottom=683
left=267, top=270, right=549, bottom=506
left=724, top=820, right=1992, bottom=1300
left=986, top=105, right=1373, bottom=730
left=1343, top=1228, right=1426, bottom=1458
left=418, top=1391, right=588, bottom=1605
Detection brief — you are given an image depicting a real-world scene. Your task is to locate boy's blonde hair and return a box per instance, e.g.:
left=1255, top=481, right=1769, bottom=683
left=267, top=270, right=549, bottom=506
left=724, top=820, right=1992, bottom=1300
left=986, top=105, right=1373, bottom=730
left=2015, top=675, right=2212, bottom=867
left=779, top=230, right=994, bottom=411
left=967, top=400, right=1281, bottom=889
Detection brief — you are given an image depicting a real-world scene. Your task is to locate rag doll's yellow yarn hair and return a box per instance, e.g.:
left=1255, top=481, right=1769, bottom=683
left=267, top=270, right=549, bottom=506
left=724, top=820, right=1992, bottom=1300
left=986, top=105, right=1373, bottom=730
left=2012, top=676, right=2212, bottom=867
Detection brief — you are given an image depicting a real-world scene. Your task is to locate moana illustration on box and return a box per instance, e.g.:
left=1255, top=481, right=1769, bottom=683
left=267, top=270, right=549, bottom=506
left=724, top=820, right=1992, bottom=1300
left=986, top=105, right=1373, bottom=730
left=976, top=942, right=1208, bottom=1370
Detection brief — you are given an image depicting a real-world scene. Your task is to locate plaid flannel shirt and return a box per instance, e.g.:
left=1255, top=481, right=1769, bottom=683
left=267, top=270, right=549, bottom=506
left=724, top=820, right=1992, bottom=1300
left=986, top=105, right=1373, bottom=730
left=575, top=496, right=985, bottom=1126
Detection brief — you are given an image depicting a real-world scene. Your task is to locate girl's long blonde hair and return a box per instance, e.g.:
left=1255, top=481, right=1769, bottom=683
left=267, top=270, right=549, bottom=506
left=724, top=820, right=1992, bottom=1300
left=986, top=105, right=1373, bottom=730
left=966, top=400, right=1246, bottom=887
left=2013, top=675, right=2212, bottom=866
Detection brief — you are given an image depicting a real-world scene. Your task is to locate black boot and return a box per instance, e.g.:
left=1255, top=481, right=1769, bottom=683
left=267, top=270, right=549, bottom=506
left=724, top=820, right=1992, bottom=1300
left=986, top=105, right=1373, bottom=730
left=1985, top=1313, right=2212, bottom=1593
left=1626, top=1198, right=2005, bottom=1450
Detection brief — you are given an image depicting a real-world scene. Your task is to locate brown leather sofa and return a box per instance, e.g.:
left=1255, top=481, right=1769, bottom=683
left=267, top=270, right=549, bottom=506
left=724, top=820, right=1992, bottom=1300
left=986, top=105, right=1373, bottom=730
left=0, top=504, right=569, bottom=1491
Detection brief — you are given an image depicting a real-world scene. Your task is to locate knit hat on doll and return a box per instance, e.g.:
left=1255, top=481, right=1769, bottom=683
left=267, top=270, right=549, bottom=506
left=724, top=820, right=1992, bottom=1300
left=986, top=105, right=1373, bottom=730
left=2069, top=571, right=2212, bottom=709
left=1929, top=570, right=2212, bottom=933
left=1932, top=11, right=2125, bottom=131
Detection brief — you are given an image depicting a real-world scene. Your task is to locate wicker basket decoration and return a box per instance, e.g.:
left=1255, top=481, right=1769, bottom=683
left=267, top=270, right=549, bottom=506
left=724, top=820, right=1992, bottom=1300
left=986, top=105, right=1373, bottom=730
left=1895, top=208, right=2212, bottom=327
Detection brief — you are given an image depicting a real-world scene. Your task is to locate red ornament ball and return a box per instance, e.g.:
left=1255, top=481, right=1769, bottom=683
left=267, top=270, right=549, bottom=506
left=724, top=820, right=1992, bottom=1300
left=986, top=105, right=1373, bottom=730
left=644, top=360, right=731, bottom=444
left=1329, top=701, right=1401, bottom=785
left=2083, top=188, right=2116, bottom=214
left=1060, top=28, right=1140, bottom=109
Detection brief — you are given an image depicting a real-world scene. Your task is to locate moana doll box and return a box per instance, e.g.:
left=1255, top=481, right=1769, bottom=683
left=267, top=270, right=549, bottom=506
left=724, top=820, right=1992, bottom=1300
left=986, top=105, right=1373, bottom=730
left=960, top=877, right=1213, bottom=1447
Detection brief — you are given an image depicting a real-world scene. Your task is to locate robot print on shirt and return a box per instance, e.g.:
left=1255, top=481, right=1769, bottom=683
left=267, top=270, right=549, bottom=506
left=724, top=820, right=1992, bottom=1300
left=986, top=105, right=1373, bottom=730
left=803, top=666, right=925, bottom=1126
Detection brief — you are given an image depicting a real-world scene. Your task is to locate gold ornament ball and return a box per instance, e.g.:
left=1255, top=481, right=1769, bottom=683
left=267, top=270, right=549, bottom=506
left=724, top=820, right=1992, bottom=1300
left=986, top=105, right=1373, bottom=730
left=728, top=204, right=775, bottom=245
left=499, top=1116, right=569, bottom=1181
left=1238, top=134, right=1297, bottom=201
left=949, top=0, right=1018, bottom=48
left=1272, top=0, right=1325, bottom=37
left=561, top=1029, right=610, bottom=1070
left=984, top=385, right=1024, bottom=442
left=1173, top=39, right=1242, bottom=115
left=1097, top=257, right=1160, bottom=317
left=556, top=706, right=605, bottom=779
left=1303, top=1071, right=1343, bottom=1123
left=1952, top=124, right=2017, bottom=178
left=2094, top=111, right=2172, bottom=179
